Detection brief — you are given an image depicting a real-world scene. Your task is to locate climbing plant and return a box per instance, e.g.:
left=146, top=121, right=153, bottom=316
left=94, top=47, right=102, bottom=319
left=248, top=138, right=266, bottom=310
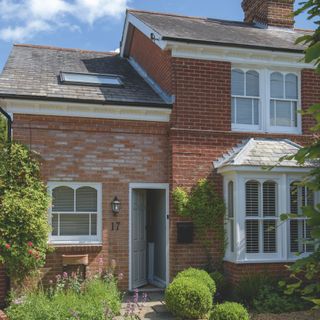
left=172, top=179, right=226, bottom=268
left=0, top=143, right=51, bottom=284
left=0, top=114, right=7, bottom=144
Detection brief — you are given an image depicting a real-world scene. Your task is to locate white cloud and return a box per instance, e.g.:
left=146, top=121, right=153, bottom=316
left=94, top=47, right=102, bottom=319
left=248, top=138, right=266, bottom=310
left=0, top=0, right=129, bottom=41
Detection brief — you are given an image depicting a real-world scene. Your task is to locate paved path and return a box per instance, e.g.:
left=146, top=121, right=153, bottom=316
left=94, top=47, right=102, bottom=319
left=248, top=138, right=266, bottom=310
left=122, top=291, right=175, bottom=319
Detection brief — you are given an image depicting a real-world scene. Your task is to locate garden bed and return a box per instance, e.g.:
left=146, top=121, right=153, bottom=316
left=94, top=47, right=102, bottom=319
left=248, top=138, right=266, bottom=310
left=251, top=309, right=320, bottom=320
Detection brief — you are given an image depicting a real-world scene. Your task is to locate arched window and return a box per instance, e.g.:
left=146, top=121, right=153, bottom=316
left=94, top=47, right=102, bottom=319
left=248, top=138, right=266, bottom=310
left=245, top=180, right=277, bottom=254
left=50, top=183, right=101, bottom=242
left=289, top=182, right=314, bottom=254
left=231, top=69, right=260, bottom=127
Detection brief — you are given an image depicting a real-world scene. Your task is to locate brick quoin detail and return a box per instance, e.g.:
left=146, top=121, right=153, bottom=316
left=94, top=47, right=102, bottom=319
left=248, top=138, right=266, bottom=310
left=242, top=0, right=294, bottom=28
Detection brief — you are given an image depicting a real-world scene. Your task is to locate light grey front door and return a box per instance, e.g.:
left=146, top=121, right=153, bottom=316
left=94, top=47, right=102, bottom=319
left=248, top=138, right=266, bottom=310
left=132, top=189, right=147, bottom=289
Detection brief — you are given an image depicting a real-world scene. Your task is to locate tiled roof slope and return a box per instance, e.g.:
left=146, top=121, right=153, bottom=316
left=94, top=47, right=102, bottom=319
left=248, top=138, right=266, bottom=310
left=214, top=138, right=314, bottom=169
left=0, top=44, right=170, bottom=107
left=130, top=10, right=310, bottom=53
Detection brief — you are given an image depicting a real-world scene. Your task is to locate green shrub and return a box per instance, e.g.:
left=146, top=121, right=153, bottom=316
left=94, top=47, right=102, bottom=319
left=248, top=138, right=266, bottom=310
left=234, top=273, right=272, bottom=307
left=210, top=271, right=228, bottom=298
left=176, top=267, right=216, bottom=296
left=210, top=302, right=249, bottom=320
left=6, top=278, right=121, bottom=320
left=165, top=277, right=212, bottom=319
left=253, top=284, right=312, bottom=314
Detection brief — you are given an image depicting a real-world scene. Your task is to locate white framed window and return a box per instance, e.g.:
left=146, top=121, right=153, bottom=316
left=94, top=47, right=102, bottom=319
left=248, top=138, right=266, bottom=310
left=289, top=181, right=314, bottom=256
left=231, top=67, right=301, bottom=134
left=245, top=180, right=278, bottom=256
left=227, top=181, right=235, bottom=253
left=48, top=182, right=102, bottom=244
left=231, top=69, right=260, bottom=131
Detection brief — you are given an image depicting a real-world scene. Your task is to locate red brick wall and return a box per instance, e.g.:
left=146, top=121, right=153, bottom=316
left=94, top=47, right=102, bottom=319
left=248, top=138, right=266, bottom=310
left=129, top=27, right=172, bottom=95
left=242, top=0, right=294, bottom=28
left=12, top=114, right=169, bottom=290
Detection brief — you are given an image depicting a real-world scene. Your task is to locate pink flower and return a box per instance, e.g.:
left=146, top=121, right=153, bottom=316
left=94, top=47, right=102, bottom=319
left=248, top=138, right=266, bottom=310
left=49, top=280, right=53, bottom=284
left=27, top=241, right=33, bottom=247
left=28, top=250, right=33, bottom=255
left=63, top=272, right=68, bottom=279
left=118, top=273, right=124, bottom=281
left=5, top=243, right=10, bottom=249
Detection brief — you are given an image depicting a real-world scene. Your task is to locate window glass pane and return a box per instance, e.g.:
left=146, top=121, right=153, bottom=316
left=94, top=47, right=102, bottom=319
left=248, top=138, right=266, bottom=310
left=232, top=69, right=244, bottom=96
left=76, top=187, right=97, bottom=212
left=270, top=100, right=275, bottom=126
left=246, top=180, right=260, bottom=216
left=52, top=214, right=58, bottom=236
left=285, top=74, right=298, bottom=99
left=228, top=181, right=234, bottom=218
left=253, top=99, right=259, bottom=125
left=60, top=214, right=90, bottom=236
left=52, top=187, right=74, bottom=212
left=263, top=181, right=277, bottom=217
left=236, top=98, right=254, bottom=125
left=271, top=72, right=284, bottom=99
left=246, top=70, right=259, bottom=97
left=91, top=214, right=97, bottom=236
left=273, top=100, right=292, bottom=126
left=61, top=72, right=121, bottom=86
left=305, top=223, right=314, bottom=252
left=290, top=220, right=299, bottom=253
left=263, top=220, right=277, bottom=253
left=246, top=220, right=259, bottom=253
left=292, top=102, right=298, bottom=127
left=307, top=188, right=314, bottom=207
left=231, top=98, right=236, bottom=124
left=230, top=220, right=234, bottom=252
left=290, top=182, right=299, bottom=214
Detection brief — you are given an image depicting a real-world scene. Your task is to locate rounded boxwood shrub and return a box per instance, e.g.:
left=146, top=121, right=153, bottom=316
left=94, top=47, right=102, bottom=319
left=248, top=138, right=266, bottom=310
left=210, top=302, right=249, bottom=320
left=176, top=267, right=216, bottom=296
left=165, top=277, right=212, bottom=319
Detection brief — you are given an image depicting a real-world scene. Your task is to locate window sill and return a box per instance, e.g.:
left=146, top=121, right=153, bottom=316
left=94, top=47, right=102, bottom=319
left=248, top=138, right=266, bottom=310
left=231, top=127, right=301, bottom=135
left=49, top=242, right=103, bottom=253
left=224, top=256, right=308, bottom=264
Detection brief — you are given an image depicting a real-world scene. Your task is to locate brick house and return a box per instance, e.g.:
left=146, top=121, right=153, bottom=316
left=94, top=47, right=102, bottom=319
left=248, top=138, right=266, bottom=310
left=0, top=0, right=319, bottom=305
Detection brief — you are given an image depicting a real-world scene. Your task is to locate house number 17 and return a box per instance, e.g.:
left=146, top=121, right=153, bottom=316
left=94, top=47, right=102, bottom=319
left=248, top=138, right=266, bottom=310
left=112, top=222, right=120, bottom=231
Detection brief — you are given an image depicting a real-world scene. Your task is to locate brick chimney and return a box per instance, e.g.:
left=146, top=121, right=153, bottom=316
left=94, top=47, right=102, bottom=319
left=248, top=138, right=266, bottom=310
left=242, top=0, right=294, bottom=28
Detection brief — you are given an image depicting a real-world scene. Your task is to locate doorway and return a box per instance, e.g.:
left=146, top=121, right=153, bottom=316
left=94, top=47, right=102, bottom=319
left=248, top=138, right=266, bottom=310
left=129, top=183, right=169, bottom=291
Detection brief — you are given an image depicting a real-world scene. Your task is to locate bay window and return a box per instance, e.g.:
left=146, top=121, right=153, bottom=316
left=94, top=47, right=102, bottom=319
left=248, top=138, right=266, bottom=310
left=48, top=182, right=102, bottom=244
left=231, top=68, right=301, bottom=134
left=224, top=174, right=315, bottom=263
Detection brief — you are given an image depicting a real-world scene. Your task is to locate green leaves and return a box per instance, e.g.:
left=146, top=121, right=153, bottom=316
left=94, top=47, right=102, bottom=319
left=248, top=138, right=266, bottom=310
left=0, top=143, right=51, bottom=283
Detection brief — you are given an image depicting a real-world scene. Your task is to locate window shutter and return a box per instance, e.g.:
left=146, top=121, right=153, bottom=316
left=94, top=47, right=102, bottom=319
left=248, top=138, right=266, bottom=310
left=76, top=187, right=97, bottom=212
left=246, top=180, right=260, bottom=216
left=263, top=181, right=277, bottom=217
left=263, top=220, right=277, bottom=253
left=290, top=219, right=299, bottom=253
left=60, top=214, right=90, bottom=236
left=52, top=186, right=74, bottom=212
left=246, top=220, right=259, bottom=253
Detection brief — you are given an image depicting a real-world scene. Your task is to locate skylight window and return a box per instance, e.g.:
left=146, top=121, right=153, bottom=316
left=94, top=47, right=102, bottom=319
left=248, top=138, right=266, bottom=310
left=60, top=72, right=122, bottom=87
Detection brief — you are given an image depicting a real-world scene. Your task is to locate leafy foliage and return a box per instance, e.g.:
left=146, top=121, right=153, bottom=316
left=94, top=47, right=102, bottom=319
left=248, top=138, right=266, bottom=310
left=253, top=284, right=311, bottom=314
left=210, top=302, right=249, bottom=320
left=0, top=143, right=51, bottom=283
left=234, top=273, right=272, bottom=308
left=172, top=179, right=225, bottom=249
left=165, top=276, right=212, bottom=319
left=275, top=1, right=320, bottom=308
left=175, top=267, right=216, bottom=296
left=5, top=275, right=122, bottom=320
left=209, top=271, right=228, bottom=301
left=0, top=114, right=8, bottom=144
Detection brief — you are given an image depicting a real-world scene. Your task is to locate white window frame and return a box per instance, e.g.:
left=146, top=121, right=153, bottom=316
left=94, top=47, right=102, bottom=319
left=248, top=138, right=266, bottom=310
left=231, top=66, right=302, bottom=135
left=231, top=68, right=261, bottom=132
left=223, top=171, right=315, bottom=264
left=48, top=181, right=102, bottom=245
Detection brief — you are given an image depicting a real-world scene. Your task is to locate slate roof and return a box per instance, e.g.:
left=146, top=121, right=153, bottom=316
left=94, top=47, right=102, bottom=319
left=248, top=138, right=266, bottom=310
left=0, top=44, right=170, bottom=107
left=130, top=10, right=310, bottom=53
left=214, top=138, right=313, bottom=169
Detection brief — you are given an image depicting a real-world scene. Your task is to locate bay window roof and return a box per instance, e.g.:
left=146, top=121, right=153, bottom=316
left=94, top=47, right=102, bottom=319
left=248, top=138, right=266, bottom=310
left=214, top=138, right=314, bottom=170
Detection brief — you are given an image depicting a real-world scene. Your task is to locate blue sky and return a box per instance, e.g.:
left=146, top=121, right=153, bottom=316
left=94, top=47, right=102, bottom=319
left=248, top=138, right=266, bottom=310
left=0, top=0, right=315, bottom=72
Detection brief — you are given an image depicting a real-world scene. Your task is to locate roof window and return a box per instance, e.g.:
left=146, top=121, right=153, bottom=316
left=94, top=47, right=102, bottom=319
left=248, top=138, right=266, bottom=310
left=60, top=72, right=122, bottom=87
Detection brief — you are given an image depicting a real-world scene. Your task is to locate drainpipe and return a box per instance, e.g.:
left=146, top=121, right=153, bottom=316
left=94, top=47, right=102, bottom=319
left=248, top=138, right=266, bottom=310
left=0, top=107, right=12, bottom=142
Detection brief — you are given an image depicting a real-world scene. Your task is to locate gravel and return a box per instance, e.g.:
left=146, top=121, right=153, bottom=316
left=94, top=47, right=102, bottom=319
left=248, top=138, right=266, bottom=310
left=251, top=310, right=320, bottom=320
